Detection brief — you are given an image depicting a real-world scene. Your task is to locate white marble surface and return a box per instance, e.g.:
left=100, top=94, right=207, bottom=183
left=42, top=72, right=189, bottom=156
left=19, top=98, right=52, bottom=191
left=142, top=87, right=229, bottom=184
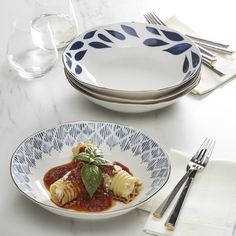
left=1, top=0, right=236, bottom=235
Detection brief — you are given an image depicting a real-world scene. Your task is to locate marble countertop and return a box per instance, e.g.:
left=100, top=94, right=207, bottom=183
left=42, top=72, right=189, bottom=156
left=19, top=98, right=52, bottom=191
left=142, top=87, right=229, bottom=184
left=1, top=0, right=236, bottom=235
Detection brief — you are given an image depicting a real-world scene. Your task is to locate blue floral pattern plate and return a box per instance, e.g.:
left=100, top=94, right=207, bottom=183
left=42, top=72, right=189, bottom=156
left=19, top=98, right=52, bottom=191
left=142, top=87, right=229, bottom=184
left=10, top=121, right=170, bottom=219
left=63, top=22, right=201, bottom=98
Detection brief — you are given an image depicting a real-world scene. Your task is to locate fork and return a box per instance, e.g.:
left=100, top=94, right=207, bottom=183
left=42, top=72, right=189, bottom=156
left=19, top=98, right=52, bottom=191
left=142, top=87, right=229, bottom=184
left=144, top=12, right=234, bottom=55
left=153, top=138, right=215, bottom=219
left=165, top=139, right=215, bottom=230
left=144, top=13, right=226, bottom=76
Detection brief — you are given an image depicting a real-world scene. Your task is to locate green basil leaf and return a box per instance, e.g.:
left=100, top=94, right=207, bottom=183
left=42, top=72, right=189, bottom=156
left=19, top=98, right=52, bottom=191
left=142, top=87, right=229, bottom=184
left=86, top=146, right=103, bottom=158
left=74, top=153, right=95, bottom=163
left=74, top=146, right=111, bottom=166
left=81, top=164, right=102, bottom=198
left=93, top=157, right=111, bottom=165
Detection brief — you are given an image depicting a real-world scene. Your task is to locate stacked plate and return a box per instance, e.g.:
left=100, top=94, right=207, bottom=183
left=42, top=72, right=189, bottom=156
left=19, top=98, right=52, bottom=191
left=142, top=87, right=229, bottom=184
left=63, top=22, right=201, bottom=113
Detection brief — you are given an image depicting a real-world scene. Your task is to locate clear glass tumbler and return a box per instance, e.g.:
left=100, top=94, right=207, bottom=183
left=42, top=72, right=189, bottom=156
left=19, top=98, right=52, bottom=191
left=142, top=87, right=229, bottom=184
left=7, top=21, right=58, bottom=80
left=31, top=0, right=78, bottom=49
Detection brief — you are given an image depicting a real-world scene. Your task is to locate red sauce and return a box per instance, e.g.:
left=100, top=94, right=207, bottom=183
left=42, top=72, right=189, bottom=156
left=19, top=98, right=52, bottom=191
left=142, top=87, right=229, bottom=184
left=43, top=159, right=133, bottom=212
left=44, top=160, right=117, bottom=212
left=69, top=185, right=114, bottom=212
left=78, top=146, right=86, bottom=153
left=113, top=161, right=133, bottom=175
left=100, top=164, right=114, bottom=176
left=44, top=161, right=78, bottom=189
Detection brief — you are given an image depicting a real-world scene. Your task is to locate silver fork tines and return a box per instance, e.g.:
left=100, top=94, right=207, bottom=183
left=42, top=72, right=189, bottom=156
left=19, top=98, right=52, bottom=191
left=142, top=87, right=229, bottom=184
left=144, top=12, right=166, bottom=26
left=193, top=138, right=215, bottom=168
left=153, top=138, right=215, bottom=219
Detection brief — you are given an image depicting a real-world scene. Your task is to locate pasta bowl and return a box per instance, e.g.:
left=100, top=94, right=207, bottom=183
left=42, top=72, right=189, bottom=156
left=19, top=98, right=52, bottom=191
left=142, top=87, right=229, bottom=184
left=63, top=22, right=201, bottom=100
left=10, top=121, right=170, bottom=219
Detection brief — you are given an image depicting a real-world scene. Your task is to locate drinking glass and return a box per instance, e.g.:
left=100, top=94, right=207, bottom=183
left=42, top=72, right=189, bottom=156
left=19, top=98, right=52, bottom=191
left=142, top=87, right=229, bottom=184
left=7, top=21, right=58, bottom=80
left=31, top=0, right=78, bottom=49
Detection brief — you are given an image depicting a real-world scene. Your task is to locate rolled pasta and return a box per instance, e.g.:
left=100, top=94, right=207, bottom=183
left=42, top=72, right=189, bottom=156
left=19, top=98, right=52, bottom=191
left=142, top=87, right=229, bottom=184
left=49, top=171, right=80, bottom=206
left=109, top=170, right=142, bottom=203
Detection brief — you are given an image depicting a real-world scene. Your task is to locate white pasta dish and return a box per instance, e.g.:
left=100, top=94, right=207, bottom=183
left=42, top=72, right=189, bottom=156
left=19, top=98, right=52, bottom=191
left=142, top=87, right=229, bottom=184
left=44, top=142, right=142, bottom=212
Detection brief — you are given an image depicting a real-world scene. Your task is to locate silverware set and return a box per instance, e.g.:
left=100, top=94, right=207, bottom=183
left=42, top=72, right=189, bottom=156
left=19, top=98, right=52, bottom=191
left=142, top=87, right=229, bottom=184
left=152, top=138, right=215, bottom=230
left=142, top=13, right=219, bottom=230
left=144, top=12, right=234, bottom=76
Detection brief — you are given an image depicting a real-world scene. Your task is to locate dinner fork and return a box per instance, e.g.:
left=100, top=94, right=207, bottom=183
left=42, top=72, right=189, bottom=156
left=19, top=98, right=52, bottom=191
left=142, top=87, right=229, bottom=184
left=144, top=12, right=234, bottom=55
left=153, top=138, right=215, bottom=219
left=165, top=139, right=215, bottom=230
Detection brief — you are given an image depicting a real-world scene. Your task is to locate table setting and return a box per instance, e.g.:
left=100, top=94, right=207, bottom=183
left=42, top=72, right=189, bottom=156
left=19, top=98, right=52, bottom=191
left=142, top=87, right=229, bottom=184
left=1, top=0, right=236, bottom=236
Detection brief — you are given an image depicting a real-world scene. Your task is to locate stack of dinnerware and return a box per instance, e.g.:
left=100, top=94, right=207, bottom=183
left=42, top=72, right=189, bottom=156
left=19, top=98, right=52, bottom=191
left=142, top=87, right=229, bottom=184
left=62, top=22, right=201, bottom=113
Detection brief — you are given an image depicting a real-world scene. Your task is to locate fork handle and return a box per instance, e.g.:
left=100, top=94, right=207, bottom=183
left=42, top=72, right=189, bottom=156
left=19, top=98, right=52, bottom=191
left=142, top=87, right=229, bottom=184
left=165, top=171, right=197, bottom=231
left=195, top=41, right=234, bottom=55
left=202, top=58, right=225, bottom=76
left=153, top=169, right=194, bottom=218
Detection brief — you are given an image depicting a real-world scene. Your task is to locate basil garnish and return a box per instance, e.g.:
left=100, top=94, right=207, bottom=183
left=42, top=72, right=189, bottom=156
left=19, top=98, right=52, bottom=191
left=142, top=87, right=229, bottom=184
left=81, top=163, right=102, bottom=198
left=74, top=146, right=110, bottom=166
left=73, top=145, right=111, bottom=198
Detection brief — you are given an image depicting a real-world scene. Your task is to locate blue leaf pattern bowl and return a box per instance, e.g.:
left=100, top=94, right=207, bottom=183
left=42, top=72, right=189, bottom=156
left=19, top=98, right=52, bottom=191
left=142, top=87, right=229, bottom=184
left=62, top=22, right=201, bottom=100
left=10, top=121, right=171, bottom=219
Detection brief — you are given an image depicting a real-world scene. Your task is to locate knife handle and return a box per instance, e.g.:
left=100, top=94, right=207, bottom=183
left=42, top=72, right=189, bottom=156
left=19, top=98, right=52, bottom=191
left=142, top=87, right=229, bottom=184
left=153, top=170, right=193, bottom=218
left=165, top=171, right=197, bottom=231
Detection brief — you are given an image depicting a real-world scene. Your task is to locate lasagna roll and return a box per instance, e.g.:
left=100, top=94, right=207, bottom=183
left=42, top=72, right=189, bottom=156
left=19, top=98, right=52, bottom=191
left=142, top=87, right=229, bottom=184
left=49, top=172, right=80, bottom=206
left=109, top=170, right=142, bottom=203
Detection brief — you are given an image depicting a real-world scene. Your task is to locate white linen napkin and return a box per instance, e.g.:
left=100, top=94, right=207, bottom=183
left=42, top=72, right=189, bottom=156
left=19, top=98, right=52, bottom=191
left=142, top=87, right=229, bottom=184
left=164, top=16, right=236, bottom=95
left=139, top=149, right=236, bottom=236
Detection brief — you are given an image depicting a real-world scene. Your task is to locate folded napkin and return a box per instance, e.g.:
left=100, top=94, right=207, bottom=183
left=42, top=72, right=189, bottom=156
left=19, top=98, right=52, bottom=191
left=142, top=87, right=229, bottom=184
left=139, top=149, right=236, bottom=236
left=164, top=16, right=236, bottom=95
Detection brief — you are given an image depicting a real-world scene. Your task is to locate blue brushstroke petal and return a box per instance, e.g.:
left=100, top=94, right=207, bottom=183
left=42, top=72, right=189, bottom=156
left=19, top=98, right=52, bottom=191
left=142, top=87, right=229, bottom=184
left=97, top=33, right=113, bottom=43
left=83, top=30, right=96, bottom=39
left=70, top=41, right=84, bottom=50
left=66, top=52, right=72, bottom=58
left=143, top=38, right=168, bottom=47
left=146, top=26, right=160, bottom=35
left=65, top=56, right=72, bottom=69
left=75, top=50, right=87, bottom=61
left=105, top=30, right=126, bottom=40
left=161, top=30, right=184, bottom=41
left=89, top=42, right=111, bottom=49
left=191, top=51, right=200, bottom=67
left=75, top=65, right=82, bottom=74
left=183, top=56, right=189, bottom=73
left=164, top=43, right=192, bottom=55
left=121, top=25, right=139, bottom=37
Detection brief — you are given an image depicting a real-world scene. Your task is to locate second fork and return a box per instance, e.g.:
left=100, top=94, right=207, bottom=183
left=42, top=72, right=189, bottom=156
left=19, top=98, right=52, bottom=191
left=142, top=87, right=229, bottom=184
left=165, top=139, right=215, bottom=230
left=153, top=138, right=215, bottom=219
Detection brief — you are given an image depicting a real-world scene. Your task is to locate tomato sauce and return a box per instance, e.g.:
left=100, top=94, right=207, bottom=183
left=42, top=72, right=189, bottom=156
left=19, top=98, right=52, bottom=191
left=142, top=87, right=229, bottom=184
left=113, top=161, right=133, bottom=175
left=43, top=155, right=133, bottom=212
left=44, top=161, right=78, bottom=189
left=44, top=160, right=117, bottom=212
